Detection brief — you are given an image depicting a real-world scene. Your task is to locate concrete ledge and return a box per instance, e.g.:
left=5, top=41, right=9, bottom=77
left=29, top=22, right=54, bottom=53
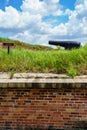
left=0, top=73, right=87, bottom=83
left=0, top=78, right=87, bottom=83
left=0, top=73, right=87, bottom=88
left=0, top=72, right=87, bottom=79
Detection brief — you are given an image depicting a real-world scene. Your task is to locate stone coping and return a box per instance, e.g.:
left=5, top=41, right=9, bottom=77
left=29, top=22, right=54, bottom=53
left=0, top=73, right=87, bottom=85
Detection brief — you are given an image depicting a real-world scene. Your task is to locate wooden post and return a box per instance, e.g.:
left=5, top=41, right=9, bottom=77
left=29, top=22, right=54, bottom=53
left=3, top=43, right=14, bottom=54
left=8, top=46, right=10, bottom=54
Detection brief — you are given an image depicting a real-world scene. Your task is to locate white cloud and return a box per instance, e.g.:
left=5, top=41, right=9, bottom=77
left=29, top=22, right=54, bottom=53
left=0, top=0, right=87, bottom=45
left=0, top=6, right=19, bottom=28
left=21, top=0, right=45, bottom=15
left=66, top=0, right=87, bottom=38
left=21, top=0, right=63, bottom=16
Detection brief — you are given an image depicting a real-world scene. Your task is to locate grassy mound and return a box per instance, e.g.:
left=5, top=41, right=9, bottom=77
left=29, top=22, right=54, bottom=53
left=0, top=37, right=87, bottom=77
left=0, top=37, right=52, bottom=51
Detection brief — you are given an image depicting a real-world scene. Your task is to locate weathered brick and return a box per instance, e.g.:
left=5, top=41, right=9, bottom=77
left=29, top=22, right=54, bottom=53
left=0, top=87, right=86, bottom=129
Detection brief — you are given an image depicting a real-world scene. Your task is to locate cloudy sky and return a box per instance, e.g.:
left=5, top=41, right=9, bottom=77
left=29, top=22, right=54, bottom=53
left=0, top=0, right=87, bottom=45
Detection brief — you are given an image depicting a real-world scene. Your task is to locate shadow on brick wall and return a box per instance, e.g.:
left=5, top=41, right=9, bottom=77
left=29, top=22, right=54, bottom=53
left=0, top=122, right=87, bottom=130
left=73, top=121, right=87, bottom=130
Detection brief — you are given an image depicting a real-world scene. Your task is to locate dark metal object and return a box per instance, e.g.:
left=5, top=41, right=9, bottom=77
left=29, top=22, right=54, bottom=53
left=49, top=41, right=81, bottom=49
left=3, top=43, right=14, bottom=54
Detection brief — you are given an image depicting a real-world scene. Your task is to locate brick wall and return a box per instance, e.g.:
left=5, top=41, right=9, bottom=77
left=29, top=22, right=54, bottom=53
left=0, top=83, right=87, bottom=130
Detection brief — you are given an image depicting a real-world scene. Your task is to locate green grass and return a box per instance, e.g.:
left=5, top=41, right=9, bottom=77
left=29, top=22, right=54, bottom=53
left=0, top=40, right=87, bottom=76
left=0, top=37, right=52, bottom=51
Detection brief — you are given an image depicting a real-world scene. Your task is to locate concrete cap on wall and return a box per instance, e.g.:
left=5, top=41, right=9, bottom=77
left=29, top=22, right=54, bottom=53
left=0, top=73, right=87, bottom=88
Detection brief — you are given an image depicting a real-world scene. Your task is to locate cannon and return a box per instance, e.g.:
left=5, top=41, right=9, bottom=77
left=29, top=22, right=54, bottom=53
left=49, top=41, right=81, bottom=49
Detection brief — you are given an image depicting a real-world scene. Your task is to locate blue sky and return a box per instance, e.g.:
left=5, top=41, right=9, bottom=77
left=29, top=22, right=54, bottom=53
left=0, top=0, right=22, bottom=11
left=0, top=0, right=87, bottom=45
left=59, top=0, right=76, bottom=10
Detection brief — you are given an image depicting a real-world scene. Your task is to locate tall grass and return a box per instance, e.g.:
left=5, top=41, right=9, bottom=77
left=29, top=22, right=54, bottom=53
left=0, top=44, right=87, bottom=76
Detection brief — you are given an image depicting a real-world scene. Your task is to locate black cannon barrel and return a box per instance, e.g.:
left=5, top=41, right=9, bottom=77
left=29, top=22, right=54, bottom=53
left=49, top=41, right=81, bottom=49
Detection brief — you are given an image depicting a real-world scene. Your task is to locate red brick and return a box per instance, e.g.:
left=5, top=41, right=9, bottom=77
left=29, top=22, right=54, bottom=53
left=0, top=88, right=87, bottom=129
